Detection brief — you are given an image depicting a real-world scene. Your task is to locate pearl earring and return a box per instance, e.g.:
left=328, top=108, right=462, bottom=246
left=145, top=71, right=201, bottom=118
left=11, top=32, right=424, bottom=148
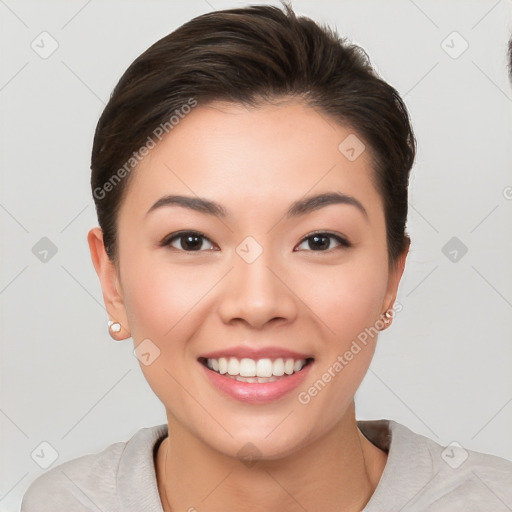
left=108, top=320, right=121, bottom=333
left=382, top=310, right=393, bottom=328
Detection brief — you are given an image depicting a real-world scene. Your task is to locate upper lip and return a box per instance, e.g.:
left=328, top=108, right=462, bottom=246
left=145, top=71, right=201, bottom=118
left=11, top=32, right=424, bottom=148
left=199, top=345, right=314, bottom=361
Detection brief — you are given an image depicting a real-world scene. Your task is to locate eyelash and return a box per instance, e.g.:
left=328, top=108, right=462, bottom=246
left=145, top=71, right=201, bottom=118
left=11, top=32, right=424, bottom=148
left=159, top=230, right=351, bottom=253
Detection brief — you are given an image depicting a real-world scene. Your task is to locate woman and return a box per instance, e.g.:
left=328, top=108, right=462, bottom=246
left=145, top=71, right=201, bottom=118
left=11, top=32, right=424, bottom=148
left=21, top=3, right=512, bottom=511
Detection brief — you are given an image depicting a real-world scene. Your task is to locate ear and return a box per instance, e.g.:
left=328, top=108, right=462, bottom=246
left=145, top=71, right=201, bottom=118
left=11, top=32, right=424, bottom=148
left=382, top=238, right=409, bottom=316
left=87, top=227, right=131, bottom=340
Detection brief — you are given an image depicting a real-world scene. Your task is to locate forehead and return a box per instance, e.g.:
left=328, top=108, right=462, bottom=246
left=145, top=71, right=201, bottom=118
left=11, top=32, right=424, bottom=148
left=121, top=100, right=382, bottom=217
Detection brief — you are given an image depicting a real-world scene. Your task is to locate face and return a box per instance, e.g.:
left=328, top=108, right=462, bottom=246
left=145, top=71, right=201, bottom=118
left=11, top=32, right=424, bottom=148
left=90, top=99, right=406, bottom=460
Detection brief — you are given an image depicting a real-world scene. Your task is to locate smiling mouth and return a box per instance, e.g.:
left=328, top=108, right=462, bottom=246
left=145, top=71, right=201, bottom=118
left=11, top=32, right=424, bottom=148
left=198, top=356, right=314, bottom=383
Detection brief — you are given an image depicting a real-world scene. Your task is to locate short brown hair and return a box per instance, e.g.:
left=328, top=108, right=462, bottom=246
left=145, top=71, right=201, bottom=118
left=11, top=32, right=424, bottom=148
left=91, top=2, right=416, bottom=265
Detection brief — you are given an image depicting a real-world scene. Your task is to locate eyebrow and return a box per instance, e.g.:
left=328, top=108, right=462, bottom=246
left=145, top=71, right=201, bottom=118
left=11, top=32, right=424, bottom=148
left=146, top=191, right=368, bottom=219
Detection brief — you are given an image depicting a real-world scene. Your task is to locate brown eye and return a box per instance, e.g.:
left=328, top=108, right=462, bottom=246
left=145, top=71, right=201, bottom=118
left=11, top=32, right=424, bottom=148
left=296, top=232, right=350, bottom=252
left=161, top=231, right=215, bottom=252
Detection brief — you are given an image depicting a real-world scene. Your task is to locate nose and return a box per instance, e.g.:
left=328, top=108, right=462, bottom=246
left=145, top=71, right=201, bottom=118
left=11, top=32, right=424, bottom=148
left=217, top=247, right=298, bottom=330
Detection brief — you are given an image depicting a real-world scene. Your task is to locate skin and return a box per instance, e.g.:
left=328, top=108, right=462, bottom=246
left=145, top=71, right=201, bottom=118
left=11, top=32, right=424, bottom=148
left=88, top=98, right=408, bottom=511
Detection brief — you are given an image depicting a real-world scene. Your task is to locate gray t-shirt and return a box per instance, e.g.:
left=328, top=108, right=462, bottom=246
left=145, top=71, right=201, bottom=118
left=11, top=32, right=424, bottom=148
left=20, top=419, right=512, bottom=511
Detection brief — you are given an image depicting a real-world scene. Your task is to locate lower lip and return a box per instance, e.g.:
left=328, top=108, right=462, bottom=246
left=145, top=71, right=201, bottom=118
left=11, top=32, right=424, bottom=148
left=199, top=361, right=313, bottom=404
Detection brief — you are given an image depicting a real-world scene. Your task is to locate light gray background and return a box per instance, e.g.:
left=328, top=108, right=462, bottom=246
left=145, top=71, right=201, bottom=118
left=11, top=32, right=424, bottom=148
left=1, top=0, right=512, bottom=510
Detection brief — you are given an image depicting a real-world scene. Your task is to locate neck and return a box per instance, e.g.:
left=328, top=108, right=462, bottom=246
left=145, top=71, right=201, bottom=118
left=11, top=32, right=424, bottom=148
left=156, top=402, right=387, bottom=512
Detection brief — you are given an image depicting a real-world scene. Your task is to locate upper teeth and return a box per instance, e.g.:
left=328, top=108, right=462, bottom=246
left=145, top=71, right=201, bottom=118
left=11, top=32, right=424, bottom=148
left=206, top=357, right=306, bottom=377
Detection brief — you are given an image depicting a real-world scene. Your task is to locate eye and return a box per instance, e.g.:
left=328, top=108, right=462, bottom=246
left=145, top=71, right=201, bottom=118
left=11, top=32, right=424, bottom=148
left=295, top=231, right=351, bottom=252
left=160, top=231, right=216, bottom=252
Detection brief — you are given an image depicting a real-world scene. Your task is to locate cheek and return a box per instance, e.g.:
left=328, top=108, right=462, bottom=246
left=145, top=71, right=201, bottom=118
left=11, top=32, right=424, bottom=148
left=293, top=254, right=388, bottom=345
left=338, top=259, right=387, bottom=329
left=118, top=250, right=215, bottom=412
left=120, top=245, right=210, bottom=341
left=292, top=256, right=388, bottom=432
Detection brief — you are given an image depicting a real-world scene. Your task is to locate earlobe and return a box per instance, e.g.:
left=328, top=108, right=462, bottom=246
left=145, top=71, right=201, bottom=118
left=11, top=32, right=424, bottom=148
left=87, top=227, right=131, bottom=340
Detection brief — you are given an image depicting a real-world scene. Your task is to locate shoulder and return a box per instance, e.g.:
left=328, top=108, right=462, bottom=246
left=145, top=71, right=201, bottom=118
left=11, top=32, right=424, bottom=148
left=20, top=439, right=127, bottom=512
left=422, top=429, right=512, bottom=508
left=360, top=419, right=512, bottom=511
left=20, top=424, right=168, bottom=512
left=393, top=420, right=512, bottom=510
